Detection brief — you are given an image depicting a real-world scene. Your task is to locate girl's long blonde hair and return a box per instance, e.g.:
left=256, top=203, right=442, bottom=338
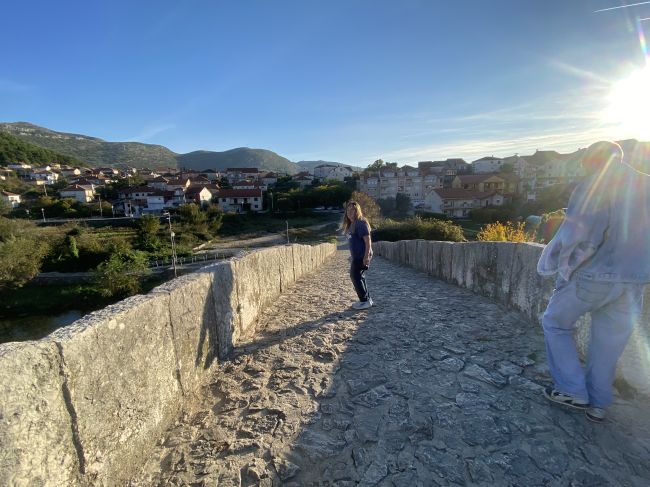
left=342, top=200, right=371, bottom=233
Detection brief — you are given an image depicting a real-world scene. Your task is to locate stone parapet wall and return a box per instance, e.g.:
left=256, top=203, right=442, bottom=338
left=0, top=243, right=336, bottom=487
left=374, top=240, right=650, bottom=398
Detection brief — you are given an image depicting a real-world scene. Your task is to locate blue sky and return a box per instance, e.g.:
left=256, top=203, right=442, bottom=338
left=2, top=0, right=649, bottom=165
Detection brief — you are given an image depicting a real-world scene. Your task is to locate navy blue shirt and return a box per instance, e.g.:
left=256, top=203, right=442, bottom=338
left=347, top=219, right=370, bottom=260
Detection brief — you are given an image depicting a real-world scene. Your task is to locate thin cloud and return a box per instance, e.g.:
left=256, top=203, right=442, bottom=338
left=594, top=2, right=650, bottom=13
left=547, top=59, right=610, bottom=84
left=378, top=126, right=615, bottom=165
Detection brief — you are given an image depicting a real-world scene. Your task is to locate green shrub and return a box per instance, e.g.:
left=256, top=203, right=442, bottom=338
left=476, top=221, right=530, bottom=242
left=94, top=249, right=151, bottom=298
left=372, top=216, right=465, bottom=242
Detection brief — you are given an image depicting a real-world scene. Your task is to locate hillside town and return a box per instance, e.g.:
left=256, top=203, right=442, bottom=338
left=1, top=152, right=585, bottom=219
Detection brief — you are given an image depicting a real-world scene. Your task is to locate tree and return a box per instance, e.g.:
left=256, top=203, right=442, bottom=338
left=0, top=217, right=49, bottom=289
left=365, top=159, right=385, bottom=173
left=205, top=205, right=224, bottom=234
left=394, top=193, right=412, bottom=218
left=178, top=203, right=207, bottom=226
left=136, top=214, right=161, bottom=251
left=377, top=197, right=396, bottom=217
left=350, top=191, right=381, bottom=223
left=94, top=249, right=151, bottom=298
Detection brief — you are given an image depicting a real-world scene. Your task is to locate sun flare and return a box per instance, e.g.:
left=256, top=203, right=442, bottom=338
left=604, top=65, right=650, bottom=139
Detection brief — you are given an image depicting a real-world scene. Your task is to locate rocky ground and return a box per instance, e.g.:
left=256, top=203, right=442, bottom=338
left=131, top=246, right=650, bottom=486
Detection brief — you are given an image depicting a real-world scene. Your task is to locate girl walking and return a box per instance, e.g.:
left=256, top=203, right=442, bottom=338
left=342, top=200, right=373, bottom=309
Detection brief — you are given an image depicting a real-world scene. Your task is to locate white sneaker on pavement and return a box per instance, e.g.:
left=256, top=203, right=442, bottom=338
left=586, top=407, right=606, bottom=423
left=352, top=299, right=373, bottom=310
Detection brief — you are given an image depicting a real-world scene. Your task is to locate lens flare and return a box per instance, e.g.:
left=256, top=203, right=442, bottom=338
left=603, top=65, right=650, bottom=139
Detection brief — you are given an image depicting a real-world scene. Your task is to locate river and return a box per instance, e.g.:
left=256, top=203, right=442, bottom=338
left=0, top=310, right=88, bottom=343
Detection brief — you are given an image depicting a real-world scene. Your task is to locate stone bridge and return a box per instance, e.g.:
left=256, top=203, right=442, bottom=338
left=2, top=241, right=650, bottom=486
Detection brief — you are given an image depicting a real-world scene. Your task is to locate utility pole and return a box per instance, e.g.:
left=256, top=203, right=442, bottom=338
left=98, top=194, right=103, bottom=217
left=164, top=212, right=178, bottom=277
left=286, top=220, right=289, bottom=244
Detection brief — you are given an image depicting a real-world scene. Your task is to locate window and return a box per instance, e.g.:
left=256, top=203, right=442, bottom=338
left=222, top=198, right=226, bottom=202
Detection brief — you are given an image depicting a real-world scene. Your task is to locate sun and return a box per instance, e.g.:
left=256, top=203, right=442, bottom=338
left=604, top=64, right=650, bottom=140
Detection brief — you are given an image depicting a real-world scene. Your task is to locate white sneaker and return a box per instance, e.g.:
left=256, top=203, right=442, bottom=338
left=352, top=299, right=373, bottom=310
left=586, top=407, right=606, bottom=423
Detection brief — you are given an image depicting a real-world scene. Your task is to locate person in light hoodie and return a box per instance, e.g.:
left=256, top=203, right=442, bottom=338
left=537, top=140, right=650, bottom=422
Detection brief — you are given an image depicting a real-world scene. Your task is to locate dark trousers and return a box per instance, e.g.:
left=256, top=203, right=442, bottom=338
left=350, top=259, right=370, bottom=301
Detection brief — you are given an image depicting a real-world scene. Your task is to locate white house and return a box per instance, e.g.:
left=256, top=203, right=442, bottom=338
left=232, top=180, right=260, bottom=190
left=216, top=188, right=263, bottom=212
left=59, top=167, right=82, bottom=178
left=425, top=188, right=504, bottom=218
left=185, top=186, right=213, bottom=207
left=293, top=175, right=314, bottom=189
left=145, top=176, right=169, bottom=191
left=199, top=169, right=220, bottom=181
left=314, top=164, right=353, bottom=181
left=7, top=163, right=31, bottom=174
left=59, top=184, right=95, bottom=203
left=143, top=192, right=167, bottom=214
left=261, top=172, right=278, bottom=186
left=472, top=156, right=506, bottom=174
left=30, top=169, right=59, bottom=185
left=1, top=190, right=21, bottom=208
left=165, top=178, right=191, bottom=191
left=225, top=168, right=260, bottom=184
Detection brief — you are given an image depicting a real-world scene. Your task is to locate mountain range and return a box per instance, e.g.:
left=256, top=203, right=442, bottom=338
left=0, top=122, right=303, bottom=174
left=1, top=122, right=648, bottom=174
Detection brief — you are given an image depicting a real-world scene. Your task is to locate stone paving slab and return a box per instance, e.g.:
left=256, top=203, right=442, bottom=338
left=131, top=247, right=650, bottom=486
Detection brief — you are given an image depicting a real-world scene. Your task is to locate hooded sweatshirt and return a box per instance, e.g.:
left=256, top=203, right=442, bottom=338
left=537, top=162, right=650, bottom=283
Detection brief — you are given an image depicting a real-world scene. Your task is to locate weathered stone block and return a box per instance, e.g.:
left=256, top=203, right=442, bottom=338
left=466, top=242, right=499, bottom=299
left=150, top=271, right=217, bottom=396
left=50, top=294, right=180, bottom=485
left=509, top=244, right=549, bottom=321
left=0, top=341, right=80, bottom=487
left=438, top=241, right=455, bottom=282
left=251, top=247, right=283, bottom=310
left=277, top=245, right=295, bottom=291
left=209, top=260, right=239, bottom=359
left=493, top=242, right=518, bottom=303
left=450, top=242, right=470, bottom=287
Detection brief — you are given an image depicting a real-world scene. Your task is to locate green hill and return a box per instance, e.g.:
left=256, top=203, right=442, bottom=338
left=0, top=131, right=85, bottom=167
left=177, top=147, right=299, bottom=174
left=0, top=122, right=178, bottom=169
left=0, top=122, right=300, bottom=173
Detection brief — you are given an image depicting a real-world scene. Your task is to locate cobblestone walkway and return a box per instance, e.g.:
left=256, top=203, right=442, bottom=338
left=132, top=247, right=650, bottom=486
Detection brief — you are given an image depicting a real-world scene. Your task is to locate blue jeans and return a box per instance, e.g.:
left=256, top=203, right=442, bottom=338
left=542, top=274, right=644, bottom=408
left=350, top=259, right=370, bottom=302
